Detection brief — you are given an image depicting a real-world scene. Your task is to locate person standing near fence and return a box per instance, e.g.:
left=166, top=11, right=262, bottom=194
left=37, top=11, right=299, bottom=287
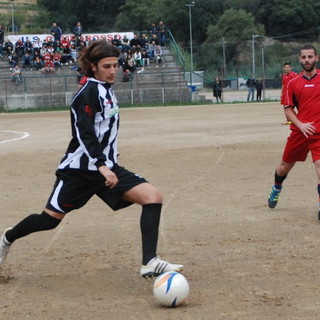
left=246, top=75, right=256, bottom=102
left=0, top=40, right=184, bottom=279
left=213, top=77, right=223, bottom=103
left=255, top=79, right=263, bottom=102
left=280, top=62, right=297, bottom=125
left=267, top=44, right=320, bottom=220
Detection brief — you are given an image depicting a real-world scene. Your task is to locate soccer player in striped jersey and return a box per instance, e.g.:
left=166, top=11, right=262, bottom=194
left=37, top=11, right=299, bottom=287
left=268, top=44, right=320, bottom=220
left=0, top=40, right=183, bottom=278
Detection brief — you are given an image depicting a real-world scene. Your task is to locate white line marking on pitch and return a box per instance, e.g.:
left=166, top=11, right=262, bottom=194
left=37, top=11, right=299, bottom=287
left=0, top=130, right=30, bottom=144
left=161, top=148, right=225, bottom=247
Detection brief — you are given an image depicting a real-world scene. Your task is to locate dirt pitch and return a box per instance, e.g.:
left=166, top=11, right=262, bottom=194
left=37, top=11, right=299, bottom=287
left=0, top=103, right=320, bottom=320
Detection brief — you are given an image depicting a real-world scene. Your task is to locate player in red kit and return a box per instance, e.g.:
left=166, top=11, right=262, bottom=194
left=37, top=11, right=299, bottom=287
left=281, top=62, right=297, bottom=125
left=268, top=44, right=320, bottom=220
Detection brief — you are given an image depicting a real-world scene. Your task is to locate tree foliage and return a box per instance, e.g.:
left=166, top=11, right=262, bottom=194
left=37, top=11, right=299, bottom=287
left=38, top=0, right=126, bottom=32
left=34, top=0, right=320, bottom=78
left=256, top=0, right=320, bottom=37
left=37, top=0, right=320, bottom=42
left=206, top=8, right=265, bottom=43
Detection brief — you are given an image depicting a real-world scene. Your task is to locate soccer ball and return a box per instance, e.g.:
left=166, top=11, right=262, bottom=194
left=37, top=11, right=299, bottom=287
left=153, top=271, right=189, bottom=307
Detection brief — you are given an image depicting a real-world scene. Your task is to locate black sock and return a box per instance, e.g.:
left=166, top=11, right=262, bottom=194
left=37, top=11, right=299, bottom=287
left=5, top=211, right=61, bottom=243
left=140, top=203, right=162, bottom=265
left=274, top=170, right=287, bottom=188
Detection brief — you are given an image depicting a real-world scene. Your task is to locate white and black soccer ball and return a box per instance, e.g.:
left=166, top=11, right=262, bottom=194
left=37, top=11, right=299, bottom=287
left=153, top=271, right=189, bottom=307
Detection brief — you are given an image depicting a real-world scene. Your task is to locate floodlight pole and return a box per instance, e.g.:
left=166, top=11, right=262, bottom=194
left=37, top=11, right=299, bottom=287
left=186, top=1, right=195, bottom=92
left=252, top=34, right=258, bottom=77
left=222, top=37, right=226, bottom=78
left=186, top=2, right=195, bottom=72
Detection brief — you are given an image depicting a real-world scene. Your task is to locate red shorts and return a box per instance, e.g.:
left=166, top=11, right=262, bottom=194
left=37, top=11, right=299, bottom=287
left=282, top=130, right=320, bottom=162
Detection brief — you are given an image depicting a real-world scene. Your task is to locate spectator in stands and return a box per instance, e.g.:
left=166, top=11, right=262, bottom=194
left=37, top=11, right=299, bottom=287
left=24, top=39, right=33, bottom=55
left=121, top=35, right=130, bottom=51
left=9, top=51, right=19, bottom=69
left=61, top=36, right=70, bottom=49
left=15, top=38, right=25, bottom=58
left=46, top=44, right=55, bottom=56
left=4, top=39, right=13, bottom=56
left=33, top=38, right=42, bottom=53
left=40, top=45, right=47, bottom=58
left=139, top=33, right=148, bottom=49
left=46, top=38, right=54, bottom=48
left=148, top=40, right=157, bottom=59
left=154, top=45, right=164, bottom=67
left=118, top=49, right=127, bottom=69
left=0, top=24, right=4, bottom=59
left=61, top=45, right=74, bottom=65
left=149, top=33, right=159, bottom=45
left=52, top=51, right=62, bottom=70
left=51, top=22, right=62, bottom=44
left=73, top=21, right=83, bottom=46
left=22, top=52, right=33, bottom=71
left=157, top=21, right=168, bottom=46
left=124, top=50, right=136, bottom=73
left=129, top=33, right=141, bottom=50
left=42, top=56, right=55, bottom=73
left=141, top=49, right=150, bottom=67
left=33, top=54, right=44, bottom=71
left=133, top=48, right=143, bottom=67
left=70, top=43, right=78, bottom=62
left=122, top=67, right=131, bottom=82
left=43, top=51, right=52, bottom=62
left=111, top=35, right=122, bottom=49
left=77, top=41, right=86, bottom=53
left=11, top=64, right=22, bottom=85
left=149, top=23, right=158, bottom=40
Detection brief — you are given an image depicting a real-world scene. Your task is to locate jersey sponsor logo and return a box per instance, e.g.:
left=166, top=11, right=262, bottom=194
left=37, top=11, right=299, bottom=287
left=62, top=203, right=75, bottom=208
left=304, top=84, right=315, bottom=87
left=84, top=105, right=93, bottom=117
left=105, top=106, right=119, bottom=118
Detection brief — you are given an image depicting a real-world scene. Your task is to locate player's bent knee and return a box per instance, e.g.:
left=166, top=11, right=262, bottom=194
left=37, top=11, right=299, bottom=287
left=38, top=211, right=62, bottom=230
left=140, top=187, right=163, bottom=204
left=145, top=186, right=163, bottom=203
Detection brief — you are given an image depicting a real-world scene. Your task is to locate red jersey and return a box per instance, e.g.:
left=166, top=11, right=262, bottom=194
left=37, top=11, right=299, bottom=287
left=44, top=61, right=54, bottom=68
left=44, top=53, right=52, bottom=61
left=61, top=39, right=70, bottom=48
left=286, top=73, right=320, bottom=133
left=281, top=71, right=297, bottom=105
left=53, top=53, right=61, bottom=62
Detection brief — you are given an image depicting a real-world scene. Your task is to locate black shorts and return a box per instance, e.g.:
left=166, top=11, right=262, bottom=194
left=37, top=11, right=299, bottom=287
left=46, top=164, right=147, bottom=214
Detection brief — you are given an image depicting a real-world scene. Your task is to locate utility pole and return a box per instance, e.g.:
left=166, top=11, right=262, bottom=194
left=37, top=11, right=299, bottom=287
left=222, top=37, right=226, bottom=78
left=10, top=0, right=15, bottom=35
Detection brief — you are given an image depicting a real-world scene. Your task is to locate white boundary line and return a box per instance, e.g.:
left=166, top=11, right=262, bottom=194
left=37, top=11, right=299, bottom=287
left=0, top=130, right=30, bottom=144
left=161, top=148, right=225, bottom=247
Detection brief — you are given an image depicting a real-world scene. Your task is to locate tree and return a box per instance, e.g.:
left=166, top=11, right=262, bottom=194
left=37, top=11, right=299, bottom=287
left=198, top=9, right=265, bottom=77
left=206, top=8, right=264, bottom=43
left=257, top=0, right=320, bottom=38
left=38, top=0, right=126, bottom=32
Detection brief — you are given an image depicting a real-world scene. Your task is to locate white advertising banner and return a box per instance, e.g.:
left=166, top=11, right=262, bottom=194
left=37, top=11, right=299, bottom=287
left=6, top=32, right=134, bottom=44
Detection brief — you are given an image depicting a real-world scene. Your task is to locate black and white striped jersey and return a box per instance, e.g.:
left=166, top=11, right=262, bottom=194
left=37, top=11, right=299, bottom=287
left=58, top=78, right=119, bottom=171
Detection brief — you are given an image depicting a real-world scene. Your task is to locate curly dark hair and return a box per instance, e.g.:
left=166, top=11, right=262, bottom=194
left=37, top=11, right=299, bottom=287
left=77, top=40, right=120, bottom=77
